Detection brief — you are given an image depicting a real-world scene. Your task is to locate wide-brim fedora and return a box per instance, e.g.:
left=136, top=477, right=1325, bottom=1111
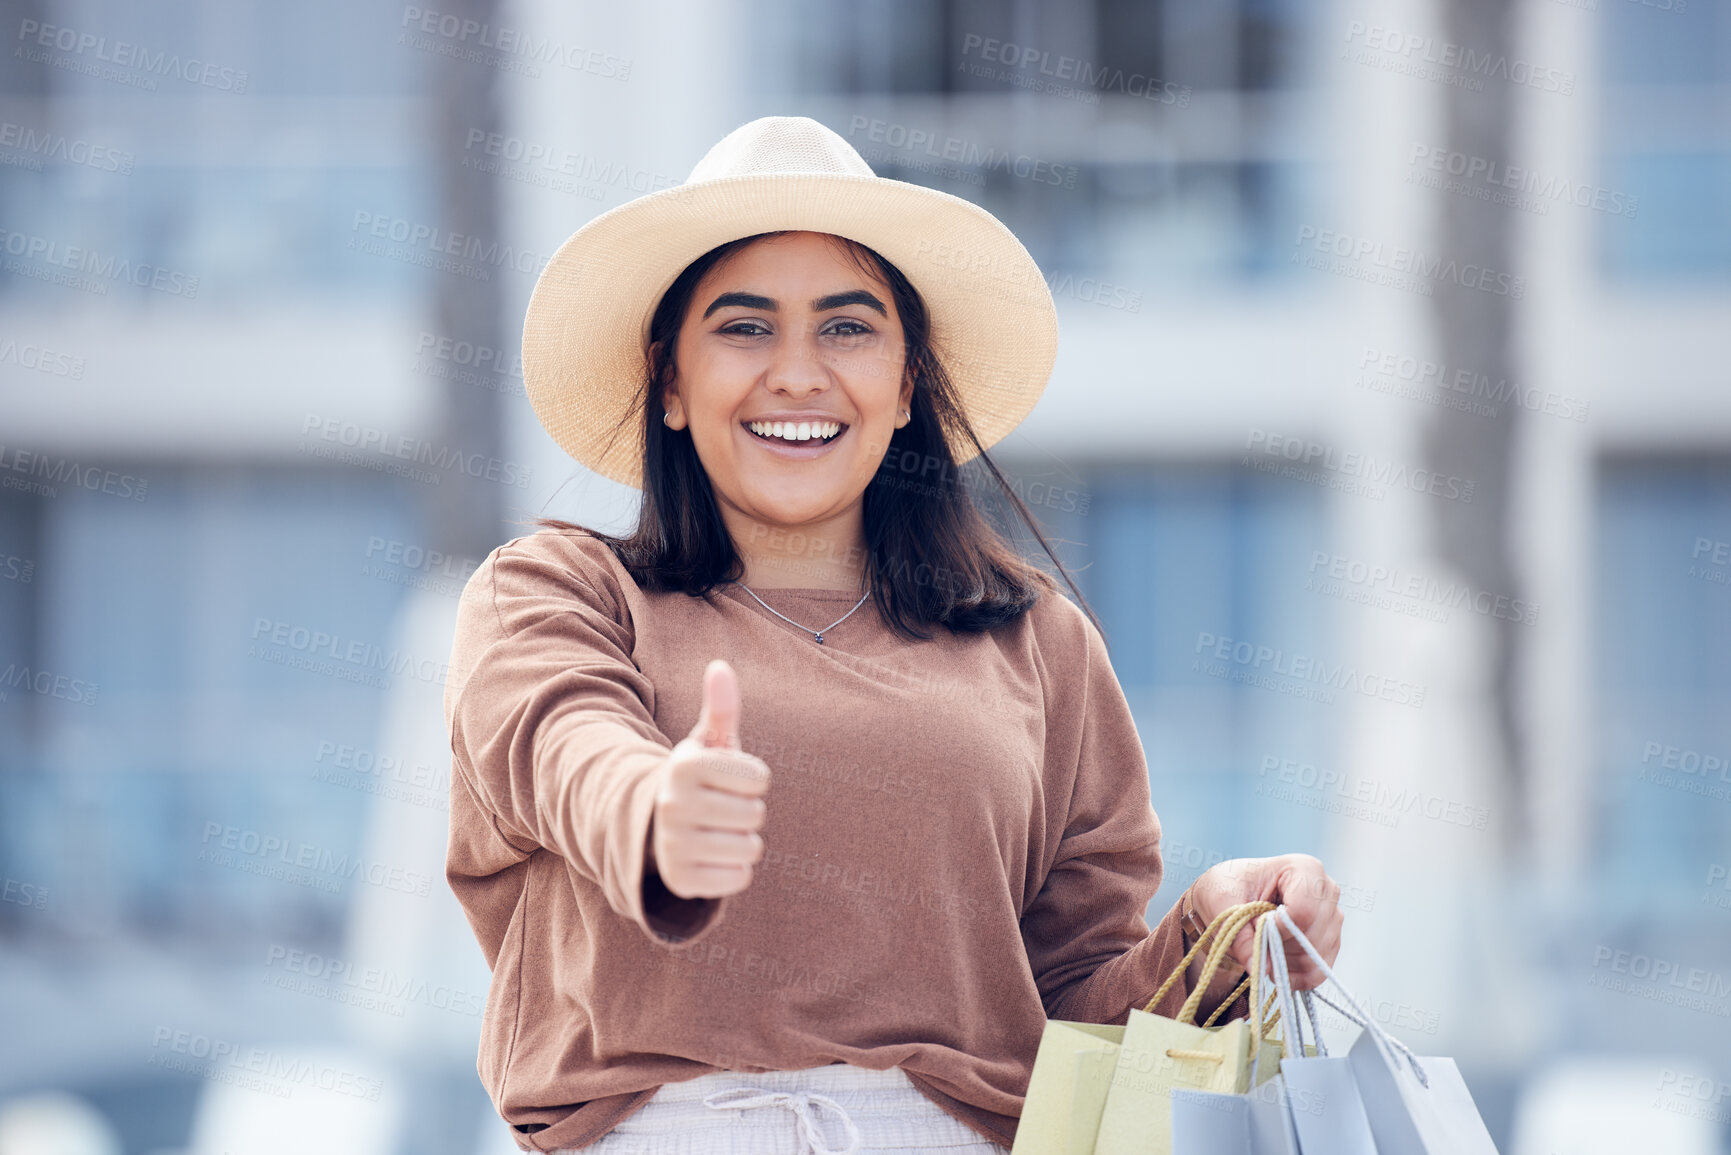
left=521, top=115, right=1059, bottom=490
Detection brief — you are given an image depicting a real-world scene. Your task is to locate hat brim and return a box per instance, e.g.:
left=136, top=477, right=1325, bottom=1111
left=522, top=172, right=1059, bottom=490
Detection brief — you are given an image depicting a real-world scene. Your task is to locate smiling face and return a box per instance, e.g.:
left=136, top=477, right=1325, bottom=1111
left=661, top=231, right=913, bottom=538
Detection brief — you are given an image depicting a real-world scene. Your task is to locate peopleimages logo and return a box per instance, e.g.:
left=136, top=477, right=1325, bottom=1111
left=959, top=33, right=1190, bottom=105
left=0, top=663, right=99, bottom=707
left=1305, top=551, right=1538, bottom=627
left=349, top=211, right=554, bottom=280
left=199, top=821, right=435, bottom=897
left=1257, top=754, right=1489, bottom=831
left=459, top=130, right=676, bottom=195
left=1194, top=630, right=1427, bottom=708
left=263, top=944, right=486, bottom=1017
left=15, top=19, right=250, bottom=92
left=846, top=117, right=1079, bottom=188
left=398, top=7, right=630, bottom=80
left=0, top=227, right=200, bottom=297
left=1293, top=225, right=1525, bottom=299
left=0, top=120, right=133, bottom=174
left=248, top=616, right=451, bottom=688
left=0, top=444, right=149, bottom=502
left=148, top=1027, right=383, bottom=1101
left=1244, top=429, right=1475, bottom=504
left=1408, top=143, right=1637, bottom=219
left=1343, top=21, right=1575, bottom=95
left=298, top=413, right=533, bottom=489
left=1590, top=947, right=1731, bottom=1001
left=1356, top=345, right=1589, bottom=423
left=0, top=337, right=85, bottom=378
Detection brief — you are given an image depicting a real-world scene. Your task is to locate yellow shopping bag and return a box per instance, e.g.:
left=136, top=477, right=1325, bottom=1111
left=1093, top=901, right=1284, bottom=1155
left=1010, top=1021, right=1124, bottom=1155
left=1011, top=902, right=1282, bottom=1155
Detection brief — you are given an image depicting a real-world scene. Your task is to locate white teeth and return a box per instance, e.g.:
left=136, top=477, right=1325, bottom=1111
left=746, top=420, right=843, bottom=442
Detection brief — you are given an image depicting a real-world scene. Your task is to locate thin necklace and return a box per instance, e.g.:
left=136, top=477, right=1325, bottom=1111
left=731, top=580, right=871, bottom=645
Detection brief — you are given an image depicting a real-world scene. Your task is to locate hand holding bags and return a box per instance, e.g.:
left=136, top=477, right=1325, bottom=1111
left=1092, top=900, right=1283, bottom=1155
left=1010, top=901, right=1278, bottom=1155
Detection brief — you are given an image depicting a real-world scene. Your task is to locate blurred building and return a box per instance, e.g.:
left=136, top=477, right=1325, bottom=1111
left=1, top=1, right=1727, bottom=1153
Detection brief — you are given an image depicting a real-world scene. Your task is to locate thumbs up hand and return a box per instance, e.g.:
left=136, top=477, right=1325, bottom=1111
left=647, top=660, right=772, bottom=900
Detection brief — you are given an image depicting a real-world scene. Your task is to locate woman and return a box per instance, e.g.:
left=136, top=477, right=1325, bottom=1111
left=443, top=116, right=1344, bottom=1155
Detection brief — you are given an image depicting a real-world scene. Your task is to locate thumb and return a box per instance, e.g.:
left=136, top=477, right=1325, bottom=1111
left=690, top=659, right=741, bottom=749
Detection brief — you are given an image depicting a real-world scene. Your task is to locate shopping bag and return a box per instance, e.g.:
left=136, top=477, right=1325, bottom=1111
left=1014, top=901, right=1276, bottom=1155
left=1094, top=901, right=1283, bottom=1155
left=1168, top=1083, right=1303, bottom=1155
left=1347, top=1034, right=1499, bottom=1155
left=1253, top=907, right=1379, bottom=1155
left=1168, top=910, right=1300, bottom=1155
left=1265, top=905, right=1501, bottom=1155
left=1009, top=1021, right=1124, bottom=1155
left=1279, top=1056, right=1377, bottom=1154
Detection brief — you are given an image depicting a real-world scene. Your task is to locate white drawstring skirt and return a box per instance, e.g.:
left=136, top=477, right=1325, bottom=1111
left=552, top=1062, right=1014, bottom=1155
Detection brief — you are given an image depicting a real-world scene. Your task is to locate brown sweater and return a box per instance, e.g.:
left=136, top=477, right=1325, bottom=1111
left=442, top=528, right=1246, bottom=1152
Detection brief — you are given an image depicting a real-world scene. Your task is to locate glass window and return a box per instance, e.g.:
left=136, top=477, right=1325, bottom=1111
left=1593, top=457, right=1731, bottom=920
left=0, top=0, right=433, bottom=306
left=989, top=460, right=1333, bottom=916
left=0, top=467, right=424, bottom=953
left=744, top=0, right=1321, bottom=288
left=1598, top=3, right=1731, bottom=278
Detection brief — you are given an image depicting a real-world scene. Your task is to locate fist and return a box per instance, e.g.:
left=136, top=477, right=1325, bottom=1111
left=647, top=659, right=772, bottom=900
left=1190, top=854, right=1344, bottom=990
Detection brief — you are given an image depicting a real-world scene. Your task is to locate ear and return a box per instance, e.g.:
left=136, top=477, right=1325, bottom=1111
left=656, top=346, right=687, bottom=430
left=896, top=372, right=916, bottom=428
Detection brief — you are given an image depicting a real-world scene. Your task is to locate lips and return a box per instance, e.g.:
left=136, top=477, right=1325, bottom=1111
left=740, top=420, right=848, bottom=460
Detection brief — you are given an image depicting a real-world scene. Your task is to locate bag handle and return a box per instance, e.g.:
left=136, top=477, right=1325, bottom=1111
left=1253, top=909, right=1318, bottom=1063
left=1270, top=905, right=1431, bottom=1089
left=1141, top=900, right=1275, bottom=1024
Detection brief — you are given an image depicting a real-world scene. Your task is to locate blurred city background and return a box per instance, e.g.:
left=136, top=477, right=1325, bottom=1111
left=1, top=0, right=1728, bottom=1152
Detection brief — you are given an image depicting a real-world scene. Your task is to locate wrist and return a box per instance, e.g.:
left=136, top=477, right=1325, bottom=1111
left=1182, top=882, right=1247, bottom=992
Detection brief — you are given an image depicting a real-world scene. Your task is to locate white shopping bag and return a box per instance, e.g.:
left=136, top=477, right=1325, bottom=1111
left=1279, top=1057, right=1377, bottom=1155
left=1264, top=906, right=1502, bottom=1155
left=1245, top=1077, right=1303, bottom=1155
left=1170, top=1089, right=1252, bottom=1153
left=1347, top=1033, right=1500, bottom=1155
left=1255, top=909, right=1379, bottom=1155
left=1170, top=1065, right=1302, bottom=1154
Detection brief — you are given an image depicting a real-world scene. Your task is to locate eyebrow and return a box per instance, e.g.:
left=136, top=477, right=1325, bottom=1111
left=702, top=289, right=888, bottom=319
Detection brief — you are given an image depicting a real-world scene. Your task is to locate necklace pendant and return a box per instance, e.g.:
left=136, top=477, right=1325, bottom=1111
left=814, top=634, right=825, bottom=644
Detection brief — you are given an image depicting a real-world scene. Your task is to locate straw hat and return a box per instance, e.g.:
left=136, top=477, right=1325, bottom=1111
left=521, top=115, right=1059, bottom=489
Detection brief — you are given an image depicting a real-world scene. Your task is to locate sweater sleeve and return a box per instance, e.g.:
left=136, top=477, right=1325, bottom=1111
left=444, top=535, right=729, bottom=947
left=1019, top=597, right=1251, bottom=1028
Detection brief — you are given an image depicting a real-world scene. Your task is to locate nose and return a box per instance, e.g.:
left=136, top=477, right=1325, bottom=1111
left=764, top=326, right=831, bottom=399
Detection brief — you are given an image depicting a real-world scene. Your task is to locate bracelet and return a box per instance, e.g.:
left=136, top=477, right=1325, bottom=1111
left=1181, top=890, right=1208, bottom=951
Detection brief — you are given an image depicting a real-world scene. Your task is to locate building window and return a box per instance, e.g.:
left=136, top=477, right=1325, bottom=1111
left=990, top=460, right=1333, bottom=911
left=0, top=467, right=426, bottom=954
left=1594, top=456, right=1731, bottom=920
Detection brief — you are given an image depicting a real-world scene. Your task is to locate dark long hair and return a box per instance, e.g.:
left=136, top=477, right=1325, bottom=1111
left=532, top=231, right=1100, bottom=641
